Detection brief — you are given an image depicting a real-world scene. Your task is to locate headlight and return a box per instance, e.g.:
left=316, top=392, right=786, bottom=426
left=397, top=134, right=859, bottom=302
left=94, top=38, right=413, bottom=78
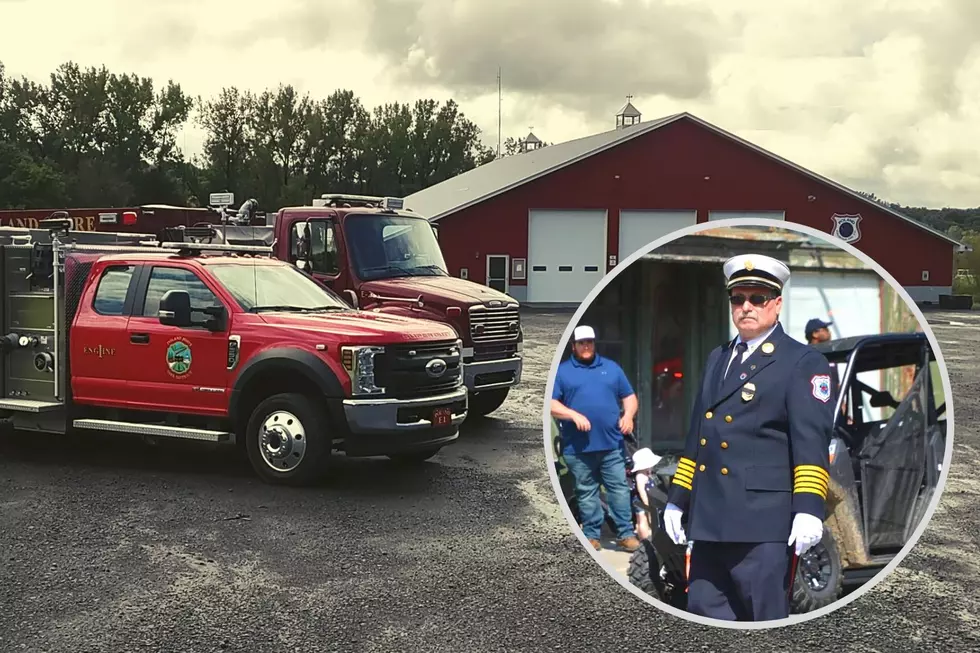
left=340, top=345, right=385, bottom=395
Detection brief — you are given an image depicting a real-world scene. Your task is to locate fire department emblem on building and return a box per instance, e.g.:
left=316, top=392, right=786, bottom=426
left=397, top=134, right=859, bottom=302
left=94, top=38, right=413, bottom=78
left=166, top=338, right=193, bottom=377
left=830, top=213, right=862, bottom=244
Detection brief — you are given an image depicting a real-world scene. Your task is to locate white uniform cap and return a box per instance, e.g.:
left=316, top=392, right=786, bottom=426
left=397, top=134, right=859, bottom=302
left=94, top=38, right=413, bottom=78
left=723, top=254, right=790, bottom=292
left=632, top=447, right=661, bottom=471
left=573, top=325, right=596, bottom=341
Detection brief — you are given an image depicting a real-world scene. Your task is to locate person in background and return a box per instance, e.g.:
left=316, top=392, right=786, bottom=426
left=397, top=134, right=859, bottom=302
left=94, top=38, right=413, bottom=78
left=551, top=325, right=641, bottom=553
left=662, top=254, right=835, bottom=622
left=805, top=318, right=833, bottom=345
left=631, top=447, right=662, bottom=541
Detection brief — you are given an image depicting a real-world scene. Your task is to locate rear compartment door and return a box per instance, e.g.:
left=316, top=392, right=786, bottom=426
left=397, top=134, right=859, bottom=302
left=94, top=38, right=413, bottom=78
left=69, top=263, right=142, bottom=407
left=125, top=264, right=233, bottom=416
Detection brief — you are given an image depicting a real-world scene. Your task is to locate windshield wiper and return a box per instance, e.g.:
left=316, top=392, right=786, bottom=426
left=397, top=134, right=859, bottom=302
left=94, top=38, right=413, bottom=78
left=360, top=265, right=413, bottom=278
left=249, top=305, right=348, bottom=313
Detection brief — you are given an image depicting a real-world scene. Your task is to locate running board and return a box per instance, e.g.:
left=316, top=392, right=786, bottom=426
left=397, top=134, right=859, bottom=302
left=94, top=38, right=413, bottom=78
left=72, top=419, right=231, bottom=443
left=0, top=399, right=64, bottom=413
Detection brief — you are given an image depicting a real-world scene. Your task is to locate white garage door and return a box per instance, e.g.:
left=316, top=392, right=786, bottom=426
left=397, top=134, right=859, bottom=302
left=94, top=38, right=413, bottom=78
left=618, top=210, right=698, bottom=263
left=527, top=209, right=607, bottom=303
left=708, top=210, right=786, bottom=221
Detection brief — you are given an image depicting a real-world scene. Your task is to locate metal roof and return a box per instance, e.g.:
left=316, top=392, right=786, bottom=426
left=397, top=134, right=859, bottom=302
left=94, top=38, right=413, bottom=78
left=403, top=112, right=962, bottom=248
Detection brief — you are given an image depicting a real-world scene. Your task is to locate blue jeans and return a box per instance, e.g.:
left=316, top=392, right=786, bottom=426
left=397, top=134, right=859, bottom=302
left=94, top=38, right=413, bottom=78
left=563, top=448, right=635, bottom=541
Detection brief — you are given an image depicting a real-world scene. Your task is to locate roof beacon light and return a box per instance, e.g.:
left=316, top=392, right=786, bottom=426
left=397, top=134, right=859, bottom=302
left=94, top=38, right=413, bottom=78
left=381, top=197, right=404, bottom=211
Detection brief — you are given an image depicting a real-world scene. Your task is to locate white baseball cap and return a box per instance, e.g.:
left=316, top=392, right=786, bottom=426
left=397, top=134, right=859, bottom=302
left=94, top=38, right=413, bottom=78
left=573, top=325, right=596, bottom=341
left=632, top=447, right=661, bottom=471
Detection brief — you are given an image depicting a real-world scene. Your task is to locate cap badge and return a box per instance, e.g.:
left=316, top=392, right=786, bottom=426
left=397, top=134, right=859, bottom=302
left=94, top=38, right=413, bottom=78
left=744, top=260, right=754, bottom=271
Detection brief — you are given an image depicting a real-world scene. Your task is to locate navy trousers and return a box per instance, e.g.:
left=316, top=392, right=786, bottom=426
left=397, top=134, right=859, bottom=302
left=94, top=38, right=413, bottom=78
left=687, top=541, right=794, bottom=622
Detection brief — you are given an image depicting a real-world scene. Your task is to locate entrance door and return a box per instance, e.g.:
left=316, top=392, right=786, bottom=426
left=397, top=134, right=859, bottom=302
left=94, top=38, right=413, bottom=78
left=486, top=255, right=509, bottom=294
left=126, top=264, right=234, bottom=416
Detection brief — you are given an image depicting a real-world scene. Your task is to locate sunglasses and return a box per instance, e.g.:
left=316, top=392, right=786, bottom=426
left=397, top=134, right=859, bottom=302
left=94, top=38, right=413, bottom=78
left=729, top=293, right=776, bottom=306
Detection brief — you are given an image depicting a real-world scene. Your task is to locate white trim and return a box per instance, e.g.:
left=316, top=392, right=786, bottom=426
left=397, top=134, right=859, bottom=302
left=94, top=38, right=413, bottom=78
left=485, top=254, right=510, bottom=294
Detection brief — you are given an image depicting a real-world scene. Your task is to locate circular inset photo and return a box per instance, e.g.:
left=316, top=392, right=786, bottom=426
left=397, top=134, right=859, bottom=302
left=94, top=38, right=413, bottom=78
left=543, top=218, right=954, bottom=629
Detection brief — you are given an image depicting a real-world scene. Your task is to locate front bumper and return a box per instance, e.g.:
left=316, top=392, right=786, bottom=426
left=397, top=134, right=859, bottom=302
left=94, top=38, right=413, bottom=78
left=462, top=355, right=523, bottom=392
left=340, top=386, right=468, bottom=456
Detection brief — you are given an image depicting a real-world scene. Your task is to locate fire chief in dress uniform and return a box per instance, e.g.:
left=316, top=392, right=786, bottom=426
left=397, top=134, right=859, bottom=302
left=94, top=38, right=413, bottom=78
left=662, top=254, right=836, bottom=622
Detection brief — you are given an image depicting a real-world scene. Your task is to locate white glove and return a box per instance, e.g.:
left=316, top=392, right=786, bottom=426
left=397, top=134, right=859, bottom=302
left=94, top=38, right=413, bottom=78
left=787, top=513, right=823, bottom=556
left=663, top=502, right=687, bottom=545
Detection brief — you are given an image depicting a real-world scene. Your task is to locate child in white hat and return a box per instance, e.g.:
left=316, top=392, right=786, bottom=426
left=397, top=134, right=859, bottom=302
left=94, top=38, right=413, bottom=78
left=631, top=447, right=662, bottom=540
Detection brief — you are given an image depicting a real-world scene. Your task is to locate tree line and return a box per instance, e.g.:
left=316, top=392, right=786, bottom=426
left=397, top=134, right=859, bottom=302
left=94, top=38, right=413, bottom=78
left=0, top=59, right=541, bottom=212
left=2, top=60, right=978, bottom=246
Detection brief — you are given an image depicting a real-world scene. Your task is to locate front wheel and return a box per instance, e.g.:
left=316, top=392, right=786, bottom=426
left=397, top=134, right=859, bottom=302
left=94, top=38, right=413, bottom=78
left=244, top=393, right=331, bottom=486
left=468, top=388, right=509, bottom=417
left=790, top=525, right=844, bottom=613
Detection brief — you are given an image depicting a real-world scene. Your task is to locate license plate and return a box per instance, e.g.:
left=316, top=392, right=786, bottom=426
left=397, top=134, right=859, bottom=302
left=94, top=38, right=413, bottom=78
left=432, top=407, right=452, bottom=427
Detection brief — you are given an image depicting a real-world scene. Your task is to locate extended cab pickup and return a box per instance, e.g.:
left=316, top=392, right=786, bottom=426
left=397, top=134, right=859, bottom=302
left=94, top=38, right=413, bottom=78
left=201, top=194, right=523, bottom=418
left=0, top=220, right=468, bottom=485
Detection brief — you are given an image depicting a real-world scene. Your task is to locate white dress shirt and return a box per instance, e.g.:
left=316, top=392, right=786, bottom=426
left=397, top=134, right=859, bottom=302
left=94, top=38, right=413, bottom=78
left=724, top=323, right=778, bottom=378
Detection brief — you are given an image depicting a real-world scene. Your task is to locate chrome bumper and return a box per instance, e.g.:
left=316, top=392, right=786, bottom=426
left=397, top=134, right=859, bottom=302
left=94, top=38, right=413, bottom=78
left=462, top=355, right=523, bottom=392
left=342, top=386, right=468, bottom=435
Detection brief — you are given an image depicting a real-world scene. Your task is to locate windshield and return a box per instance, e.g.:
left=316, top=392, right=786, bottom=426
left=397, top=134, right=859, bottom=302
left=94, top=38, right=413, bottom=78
left=344, top=213, right=448, bottom=281
left=208, top=262, right=351, bottom=312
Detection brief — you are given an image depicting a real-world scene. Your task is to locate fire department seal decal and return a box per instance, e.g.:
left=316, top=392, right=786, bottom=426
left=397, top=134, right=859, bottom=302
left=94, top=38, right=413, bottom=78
left=166, top=337, right=193, bottom=377
left=811, top=374, right=832, bottom=403
left=830, top=213, right=862, bottom=244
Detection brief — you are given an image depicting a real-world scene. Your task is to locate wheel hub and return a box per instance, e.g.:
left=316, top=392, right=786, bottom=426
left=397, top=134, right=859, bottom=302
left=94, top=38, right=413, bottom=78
left=259, top=410, right=307, bottom=472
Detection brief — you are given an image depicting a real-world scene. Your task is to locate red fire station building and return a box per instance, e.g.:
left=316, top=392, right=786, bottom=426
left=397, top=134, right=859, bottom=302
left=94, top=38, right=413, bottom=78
left=405, top=107, right=964, bottom=306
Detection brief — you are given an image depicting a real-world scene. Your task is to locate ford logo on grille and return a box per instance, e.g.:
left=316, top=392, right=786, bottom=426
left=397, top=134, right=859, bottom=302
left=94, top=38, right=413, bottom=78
left=425, top=358, right=448, bottom=378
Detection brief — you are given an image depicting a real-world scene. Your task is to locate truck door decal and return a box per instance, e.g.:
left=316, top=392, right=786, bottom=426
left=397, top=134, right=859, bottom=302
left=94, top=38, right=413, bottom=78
left=166, top=337, right=193, bottom=377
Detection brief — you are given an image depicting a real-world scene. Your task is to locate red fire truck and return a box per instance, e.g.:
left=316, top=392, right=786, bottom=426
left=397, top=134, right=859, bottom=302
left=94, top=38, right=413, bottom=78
left=0, top=218, right=468, bottom=485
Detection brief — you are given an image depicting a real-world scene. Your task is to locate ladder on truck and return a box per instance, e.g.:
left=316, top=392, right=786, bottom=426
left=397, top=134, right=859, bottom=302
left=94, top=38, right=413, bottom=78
left=0, top=218, right=272, bottom=441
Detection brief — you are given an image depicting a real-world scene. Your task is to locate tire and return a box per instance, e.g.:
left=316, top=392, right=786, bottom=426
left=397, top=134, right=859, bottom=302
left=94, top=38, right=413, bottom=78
left=244, top=392, right=331, bottom=486
left=790, top=525, right=844, bottom=613
left=468, top=388, right=509, bottom=417
left=386, top=446, right=443, bottom=464
left=628, top=540, right=682, bottom=606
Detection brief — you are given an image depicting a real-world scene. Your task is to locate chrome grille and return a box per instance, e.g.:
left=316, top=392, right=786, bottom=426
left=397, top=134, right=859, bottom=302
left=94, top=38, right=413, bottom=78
left=469, top=304, right=521, bottom=343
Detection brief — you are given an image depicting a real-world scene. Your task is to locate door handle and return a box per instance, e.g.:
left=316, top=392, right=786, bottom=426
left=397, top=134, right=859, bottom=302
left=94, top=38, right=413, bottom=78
left=130, top=333, right=150, bottom=344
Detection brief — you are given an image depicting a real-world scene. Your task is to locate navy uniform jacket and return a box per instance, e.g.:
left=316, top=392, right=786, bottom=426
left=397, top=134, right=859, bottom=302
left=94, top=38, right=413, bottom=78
left=666, top=322, right=836, bottom=543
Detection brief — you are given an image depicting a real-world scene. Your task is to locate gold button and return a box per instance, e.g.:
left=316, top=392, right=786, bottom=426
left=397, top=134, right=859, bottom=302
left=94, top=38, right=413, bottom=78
left=721, top=467, right=729, bottom=475
left=725, top=415, right=733, bottom=423
left=721, top=442, right=729, bottom=449
left=705, top=411, right=713, bottom=419
left=700, top=438, right=707, bottom=446
left=699, top=464, right=706, bottom=472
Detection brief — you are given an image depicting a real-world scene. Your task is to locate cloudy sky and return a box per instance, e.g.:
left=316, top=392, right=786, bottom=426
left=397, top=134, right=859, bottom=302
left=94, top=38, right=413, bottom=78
left=2, top=0, right=979, bottom=208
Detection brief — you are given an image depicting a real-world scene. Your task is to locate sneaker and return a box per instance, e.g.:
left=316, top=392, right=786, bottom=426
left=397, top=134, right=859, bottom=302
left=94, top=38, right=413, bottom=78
left=618, top=536, right=641, bottom=552
left=589, top=539, right=601, bottom=550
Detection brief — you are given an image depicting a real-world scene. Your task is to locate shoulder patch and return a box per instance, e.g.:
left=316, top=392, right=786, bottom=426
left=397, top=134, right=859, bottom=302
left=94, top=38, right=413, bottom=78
left=810, top=374, right=832, bottom=403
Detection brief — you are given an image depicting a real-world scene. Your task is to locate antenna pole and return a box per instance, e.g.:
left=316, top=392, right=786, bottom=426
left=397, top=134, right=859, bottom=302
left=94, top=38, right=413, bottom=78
left=497, top=67, right=502, bottom=159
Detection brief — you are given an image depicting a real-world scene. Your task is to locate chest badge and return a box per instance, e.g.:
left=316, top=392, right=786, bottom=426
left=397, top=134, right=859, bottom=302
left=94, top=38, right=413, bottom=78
left=739, top=372, right=748, bottom=380
left=741, top=382, right=756, bottom=402
left=761, top=342, right=775, bottom=355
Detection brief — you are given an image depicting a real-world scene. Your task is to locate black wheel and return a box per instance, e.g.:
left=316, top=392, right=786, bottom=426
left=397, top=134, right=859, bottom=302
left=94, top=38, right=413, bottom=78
left=386, top=446, right=443, bottom=464
left=244, top=392, right=331, bottom=486
left=468, top=388, right=509, bottom=417
left=790, top=525, right=844, bottom=613
left=628, top=539, right=687, bottom=608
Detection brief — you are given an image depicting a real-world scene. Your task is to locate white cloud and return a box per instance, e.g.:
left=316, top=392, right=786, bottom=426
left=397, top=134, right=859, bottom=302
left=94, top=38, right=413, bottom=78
left=1, top=0, right=979, bottom=207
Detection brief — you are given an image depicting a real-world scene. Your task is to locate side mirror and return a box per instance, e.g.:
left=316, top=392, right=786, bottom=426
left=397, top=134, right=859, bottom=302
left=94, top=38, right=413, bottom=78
left=203, top=305, right=228, bottom=332
left=431, top=224, right=439, bottom=241
left=343, top=289, right=358, bottom=309
left=158, top=290, right=192, bottom=327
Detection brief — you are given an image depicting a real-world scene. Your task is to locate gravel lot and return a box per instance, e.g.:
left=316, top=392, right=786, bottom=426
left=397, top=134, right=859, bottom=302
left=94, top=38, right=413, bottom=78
left=1, top=309, right=978, bottom=652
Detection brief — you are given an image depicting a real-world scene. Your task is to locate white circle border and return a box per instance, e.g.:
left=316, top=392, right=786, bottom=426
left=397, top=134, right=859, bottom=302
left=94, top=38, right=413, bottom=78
left=540, top=217, right=957, bottom=630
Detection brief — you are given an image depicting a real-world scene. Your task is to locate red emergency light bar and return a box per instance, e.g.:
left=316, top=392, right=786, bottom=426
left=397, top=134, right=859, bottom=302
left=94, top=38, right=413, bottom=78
left=122, top=211, right=138, bottom=225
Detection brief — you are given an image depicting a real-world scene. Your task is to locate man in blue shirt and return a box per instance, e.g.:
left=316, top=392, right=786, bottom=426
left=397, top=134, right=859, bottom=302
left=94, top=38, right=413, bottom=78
left=551, top=325, right=640, bottom=552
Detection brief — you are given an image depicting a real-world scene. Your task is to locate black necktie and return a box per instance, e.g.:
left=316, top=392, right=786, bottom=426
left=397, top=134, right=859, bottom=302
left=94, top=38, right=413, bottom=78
left=725, top=342, right=748, bottom=381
